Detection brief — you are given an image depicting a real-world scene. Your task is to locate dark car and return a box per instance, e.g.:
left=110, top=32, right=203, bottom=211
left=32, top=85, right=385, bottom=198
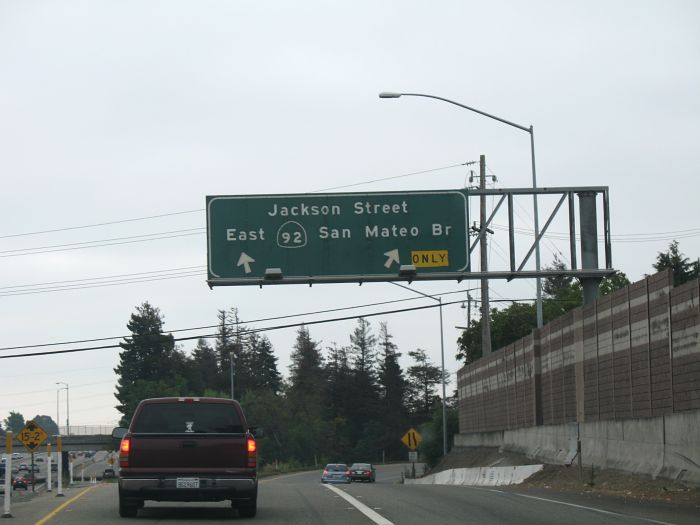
left=13, top=476, right=28, bottom=490
left=103, top=468, right=116, bottom=479
left=114, top=397, right=258, bottom=518
left=18, top=464, right=28, bottom=472
left=321, top=464, right=351, bottom=484
left=349, top=463, right=376, bottom=482
left=51, top=463, right=58, bottom=472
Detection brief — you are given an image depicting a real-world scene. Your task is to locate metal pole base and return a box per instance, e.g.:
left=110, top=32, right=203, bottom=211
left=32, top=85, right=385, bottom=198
left=1, top=513, right=13, bottom=518
left=56, top=493, right=65, bottom=498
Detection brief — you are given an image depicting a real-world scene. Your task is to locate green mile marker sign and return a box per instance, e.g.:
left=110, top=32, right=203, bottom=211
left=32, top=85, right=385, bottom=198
left=206, top=190, right=469, bottom=286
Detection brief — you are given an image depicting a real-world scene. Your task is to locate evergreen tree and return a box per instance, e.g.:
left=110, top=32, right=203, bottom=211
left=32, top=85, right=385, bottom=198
left=190, top=338, right=220, bottom=395
left=114, top=302, right=185, bottom=424
left=406, top=349, right=444, bottom=420
left=376, top=322, right=408, bottom=460
left=345, top=319, right=381, bottom=447
left=348, top=317, right=376, bottom=374
left=286, top=326, right=327, bottom=465
left=247, top=333, right=281, bottom=394
left=323, top=343, right=353, bottom=459
left=287, top=326, right=325, bottom=415
left=653, top=240, right=700, bottom=286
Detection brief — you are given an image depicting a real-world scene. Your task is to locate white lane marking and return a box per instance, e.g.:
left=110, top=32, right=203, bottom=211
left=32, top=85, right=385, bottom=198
left=510, top=492, right=678, bottom=525
left=323, top=484, right=395, bottom=525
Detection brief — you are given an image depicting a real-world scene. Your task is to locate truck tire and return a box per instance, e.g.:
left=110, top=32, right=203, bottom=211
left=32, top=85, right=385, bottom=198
left=118, top=490, right=138, bottom=518
left=237, top=498, right=257, bottom=518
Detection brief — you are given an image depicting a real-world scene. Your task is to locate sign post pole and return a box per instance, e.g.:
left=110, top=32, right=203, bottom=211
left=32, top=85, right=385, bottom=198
left=47, top=442, right=52, bottom=492
left=56, top=435, right=64, bottom=497
left=2, top=432, right=12, bottom=518
left=400, top=428, right=423, bottom=480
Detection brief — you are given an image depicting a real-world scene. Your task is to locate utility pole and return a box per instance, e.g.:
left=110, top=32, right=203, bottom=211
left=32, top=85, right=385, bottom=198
left=479, top=155, right=492, bottom=355
left=230, top=351, right=235, bottom=400
left=467, top=291, right=472, bottom=327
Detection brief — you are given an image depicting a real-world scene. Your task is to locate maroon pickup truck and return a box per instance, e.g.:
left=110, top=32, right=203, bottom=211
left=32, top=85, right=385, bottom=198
left=113, top=397, right=258, bottom=518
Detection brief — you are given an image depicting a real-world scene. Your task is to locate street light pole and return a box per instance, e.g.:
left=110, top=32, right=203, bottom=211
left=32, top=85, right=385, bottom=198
left=56, top=388, right=60, bottom=435
left=390, top=282, right=468, bottom=457
left=379, top=92, right=544, bottom=327
left=56, top=382, right=69, bottom=436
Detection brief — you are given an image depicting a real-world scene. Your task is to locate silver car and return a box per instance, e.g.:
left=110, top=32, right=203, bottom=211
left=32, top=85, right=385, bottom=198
left=321, top=463, right=351, bottom=484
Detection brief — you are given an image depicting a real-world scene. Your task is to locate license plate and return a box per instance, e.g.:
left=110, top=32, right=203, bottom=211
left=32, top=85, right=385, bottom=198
left=176, top=478, right=199, bottom=489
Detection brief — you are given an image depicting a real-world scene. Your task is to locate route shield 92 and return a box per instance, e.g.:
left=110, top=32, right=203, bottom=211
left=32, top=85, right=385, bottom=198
left=206, top=190, right=469, bottom=285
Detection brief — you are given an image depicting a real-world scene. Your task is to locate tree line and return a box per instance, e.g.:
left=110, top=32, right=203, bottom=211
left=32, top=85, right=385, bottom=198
left=113, top=305, right=454, bottom=467
left=457, top=240, right=699, bottom=364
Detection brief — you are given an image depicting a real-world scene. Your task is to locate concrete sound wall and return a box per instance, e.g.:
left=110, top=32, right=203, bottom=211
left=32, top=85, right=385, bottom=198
left=455, top=271, right=700, bottom=483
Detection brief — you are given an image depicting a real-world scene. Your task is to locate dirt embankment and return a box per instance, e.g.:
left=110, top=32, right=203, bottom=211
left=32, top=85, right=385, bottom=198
left=429, top=447, right=700, bottom=507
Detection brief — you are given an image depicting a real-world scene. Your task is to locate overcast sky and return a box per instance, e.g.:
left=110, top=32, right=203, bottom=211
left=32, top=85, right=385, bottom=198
left=1, top=0, right=698, bottom=430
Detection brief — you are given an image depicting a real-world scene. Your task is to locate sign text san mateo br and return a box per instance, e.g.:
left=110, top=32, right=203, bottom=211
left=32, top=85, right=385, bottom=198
left=207, top=190, right=469, bottom=284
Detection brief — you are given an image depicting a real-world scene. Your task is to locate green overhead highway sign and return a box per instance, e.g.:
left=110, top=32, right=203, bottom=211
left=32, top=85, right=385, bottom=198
left=206, top=190, right=469, bottom=286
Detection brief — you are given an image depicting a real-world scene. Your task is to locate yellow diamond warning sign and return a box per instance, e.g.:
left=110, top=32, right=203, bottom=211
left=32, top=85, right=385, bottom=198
left=16, top=420, right=49, bottom=451
left=401, top=427, right=422, bottom=450
left=411, top=250, right=449, bottom=267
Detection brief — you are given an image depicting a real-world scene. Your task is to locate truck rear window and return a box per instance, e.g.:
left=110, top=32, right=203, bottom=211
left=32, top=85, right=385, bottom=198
left=132, top=402, right=244, bottom=434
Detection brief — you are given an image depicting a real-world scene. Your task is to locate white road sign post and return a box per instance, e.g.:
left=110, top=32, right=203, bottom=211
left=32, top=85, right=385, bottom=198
left=2, top=432, right=12, bottom=518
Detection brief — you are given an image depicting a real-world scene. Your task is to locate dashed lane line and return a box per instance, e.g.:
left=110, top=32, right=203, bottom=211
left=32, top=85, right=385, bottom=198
left=323, top=484, right=395, bottom=525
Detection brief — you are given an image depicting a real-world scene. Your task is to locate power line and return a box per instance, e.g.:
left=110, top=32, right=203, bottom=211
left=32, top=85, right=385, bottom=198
left=0, top=229, right=204, bottom=258
left=0, top=270, right=205, bottom=297
left=0, top=266, right=205, bottom=291
left=0, top=299, right=465, bottom=360
left=312, top=162, right=473, bottom=192
left=0, top=209, right=203, bottom=239
left=0, top=290, right=474, bottom=352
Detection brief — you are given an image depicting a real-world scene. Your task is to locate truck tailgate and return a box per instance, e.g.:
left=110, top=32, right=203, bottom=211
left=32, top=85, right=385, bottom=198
left=129, top=433, right=248, bottom=470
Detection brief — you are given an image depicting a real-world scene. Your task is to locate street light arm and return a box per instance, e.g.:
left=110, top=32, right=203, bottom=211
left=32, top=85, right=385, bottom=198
left=390, top=281, right=439, bottom=302
left=379, top=92, right=531, bottom=133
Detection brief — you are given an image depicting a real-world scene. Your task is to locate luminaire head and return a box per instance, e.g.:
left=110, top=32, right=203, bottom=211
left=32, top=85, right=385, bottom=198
left=378, top=92, right=402, bottom=98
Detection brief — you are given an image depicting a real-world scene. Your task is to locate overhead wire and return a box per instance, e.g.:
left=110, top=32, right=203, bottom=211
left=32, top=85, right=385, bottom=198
left=0, top=299, right=465, bottom=360
left=0, top=209, right=203, bottom=239
left=0, top=290, right=475, bottom=352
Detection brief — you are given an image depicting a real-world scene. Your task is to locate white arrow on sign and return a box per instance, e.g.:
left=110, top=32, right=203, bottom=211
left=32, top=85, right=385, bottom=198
left=383, top=249, right=400, bottom=269
left=237, top=252, right=255, bottom=274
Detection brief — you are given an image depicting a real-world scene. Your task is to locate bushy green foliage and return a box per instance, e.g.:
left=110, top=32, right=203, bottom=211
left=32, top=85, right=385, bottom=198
left=418, top=401, right=458, bottom=468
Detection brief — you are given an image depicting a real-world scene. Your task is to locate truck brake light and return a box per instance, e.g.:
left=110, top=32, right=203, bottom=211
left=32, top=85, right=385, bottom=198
left=119, top=435, right=131, bottom=468
left=246, top=438, right=257, bottom=469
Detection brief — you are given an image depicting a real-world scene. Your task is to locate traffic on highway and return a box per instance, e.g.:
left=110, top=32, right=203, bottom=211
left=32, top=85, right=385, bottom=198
left=3, top=460, right=699, bottom=524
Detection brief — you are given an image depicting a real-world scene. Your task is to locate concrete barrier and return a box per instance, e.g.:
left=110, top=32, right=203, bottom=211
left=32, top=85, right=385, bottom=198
left=405, top=465, right=544, bottom=487
left=454, top=410, right=700, bottom=485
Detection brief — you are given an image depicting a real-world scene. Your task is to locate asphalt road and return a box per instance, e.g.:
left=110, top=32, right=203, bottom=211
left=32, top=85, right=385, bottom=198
left=3, top=464, right=698, bottom=525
